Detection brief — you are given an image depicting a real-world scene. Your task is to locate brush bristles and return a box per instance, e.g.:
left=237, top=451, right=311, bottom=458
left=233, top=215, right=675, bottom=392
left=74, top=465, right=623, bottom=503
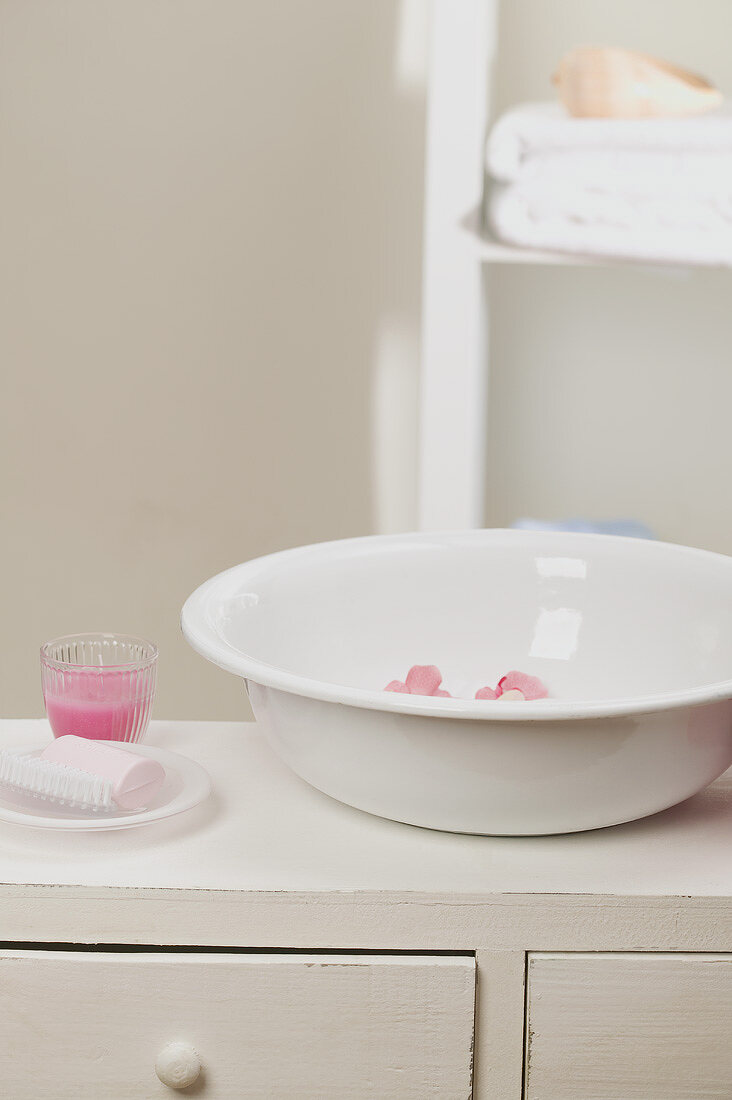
left=0, top=751, right=114, bottom=811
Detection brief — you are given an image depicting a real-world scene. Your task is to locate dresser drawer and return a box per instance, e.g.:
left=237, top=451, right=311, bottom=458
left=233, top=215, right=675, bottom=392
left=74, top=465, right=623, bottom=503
left=0, top=949, right=474, bottom=1098
left=525, top=952, right=732, bottom=1099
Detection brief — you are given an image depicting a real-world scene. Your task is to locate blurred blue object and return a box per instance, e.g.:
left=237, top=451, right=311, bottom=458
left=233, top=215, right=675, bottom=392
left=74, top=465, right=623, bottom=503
left=512, top=518, right=655, bottom=539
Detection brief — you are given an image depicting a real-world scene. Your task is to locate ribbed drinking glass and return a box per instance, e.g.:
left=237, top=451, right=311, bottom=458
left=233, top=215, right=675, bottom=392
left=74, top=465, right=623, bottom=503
left=41, top=633, right=158, bottom=743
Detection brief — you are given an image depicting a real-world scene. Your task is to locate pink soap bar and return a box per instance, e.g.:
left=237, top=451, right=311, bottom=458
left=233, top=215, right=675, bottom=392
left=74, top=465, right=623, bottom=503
left=41, top=735, right=165, bottom=810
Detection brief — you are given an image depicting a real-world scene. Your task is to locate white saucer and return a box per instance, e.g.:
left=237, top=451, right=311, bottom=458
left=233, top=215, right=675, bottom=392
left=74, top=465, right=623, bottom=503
left=0, top=743, right=211, bottom=831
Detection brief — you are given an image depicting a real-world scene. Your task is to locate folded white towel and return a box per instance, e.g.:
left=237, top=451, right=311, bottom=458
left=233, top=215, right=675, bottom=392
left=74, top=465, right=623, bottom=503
left=489, top=182, right=732, bottom=265
left=486, top=101, right=732, bottom=182
left=486, top=102, right=732, bottom=265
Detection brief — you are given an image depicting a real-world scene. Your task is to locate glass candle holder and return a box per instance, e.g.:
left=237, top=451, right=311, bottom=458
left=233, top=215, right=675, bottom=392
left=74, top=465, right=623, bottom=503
left=41, top=633, right=158, bottom=743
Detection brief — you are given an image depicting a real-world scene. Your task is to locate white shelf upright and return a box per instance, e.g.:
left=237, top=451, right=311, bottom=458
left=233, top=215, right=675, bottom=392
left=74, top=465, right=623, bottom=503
left=418, top=0, right=498, bottom=530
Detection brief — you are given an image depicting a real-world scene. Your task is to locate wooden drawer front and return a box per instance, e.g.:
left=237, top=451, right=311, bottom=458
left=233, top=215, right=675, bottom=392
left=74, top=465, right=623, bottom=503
left=0, top=950, right=475, bottom=1098
left=525, top=952, right=732, bottom=1100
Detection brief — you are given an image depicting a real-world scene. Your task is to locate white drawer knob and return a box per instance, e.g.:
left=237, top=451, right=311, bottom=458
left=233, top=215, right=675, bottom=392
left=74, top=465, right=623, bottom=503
left=155, top=1042, right=201, bottom=1090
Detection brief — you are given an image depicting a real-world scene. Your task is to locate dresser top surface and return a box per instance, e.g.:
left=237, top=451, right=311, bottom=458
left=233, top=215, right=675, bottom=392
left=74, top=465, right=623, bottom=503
left=1, top=719, right=731, bottom=900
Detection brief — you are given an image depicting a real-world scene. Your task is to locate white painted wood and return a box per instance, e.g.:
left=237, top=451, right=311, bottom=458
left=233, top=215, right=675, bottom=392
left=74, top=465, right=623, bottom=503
left=418, top=0, right=496, bottom=530
left=2, top=719, right=732, bottom=1095
left=472, top=951, right=525, bottom=1100
left=0, top=950, right=475, bottom=1098
left=1, top=886, right=732, bottom=955
left=526, top=952, right=732, bottom=1099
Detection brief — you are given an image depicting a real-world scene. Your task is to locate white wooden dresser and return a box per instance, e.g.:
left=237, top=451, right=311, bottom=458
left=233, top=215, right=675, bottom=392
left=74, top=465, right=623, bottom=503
left=2, top=719, right=732, bottom=1098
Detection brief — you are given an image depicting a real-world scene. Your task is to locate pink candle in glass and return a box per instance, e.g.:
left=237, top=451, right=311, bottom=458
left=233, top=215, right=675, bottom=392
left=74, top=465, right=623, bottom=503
left=41, top=634, right=157, bottom=743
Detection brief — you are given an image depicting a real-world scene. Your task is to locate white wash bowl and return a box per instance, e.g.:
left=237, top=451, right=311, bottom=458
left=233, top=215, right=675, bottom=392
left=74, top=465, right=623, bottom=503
left=182, top=530, right=732, bottom=835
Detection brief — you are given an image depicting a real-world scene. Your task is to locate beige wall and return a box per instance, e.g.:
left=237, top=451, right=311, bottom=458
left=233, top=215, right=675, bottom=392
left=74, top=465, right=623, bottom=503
left=5, top=0, right=732, bottom=721
left=487, top=0, right=732, bottom=552
left=1, top=0, right=426, bottom=718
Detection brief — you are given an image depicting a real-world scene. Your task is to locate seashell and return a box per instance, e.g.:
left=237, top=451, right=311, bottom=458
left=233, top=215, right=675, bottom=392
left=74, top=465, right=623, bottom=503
left=553, top=47, right=722, bottom=119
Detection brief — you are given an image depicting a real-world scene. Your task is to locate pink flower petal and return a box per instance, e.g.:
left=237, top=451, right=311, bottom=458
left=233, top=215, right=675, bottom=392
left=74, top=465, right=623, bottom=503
left=497, top=671, right=548, bottom=700
left=384, top=680, right=410, bottom=693
left=434, top=688, right=452, bottom=697
left=475, top=686, right=499, bottom=700
left=405, top=665, right=444, bottom=696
